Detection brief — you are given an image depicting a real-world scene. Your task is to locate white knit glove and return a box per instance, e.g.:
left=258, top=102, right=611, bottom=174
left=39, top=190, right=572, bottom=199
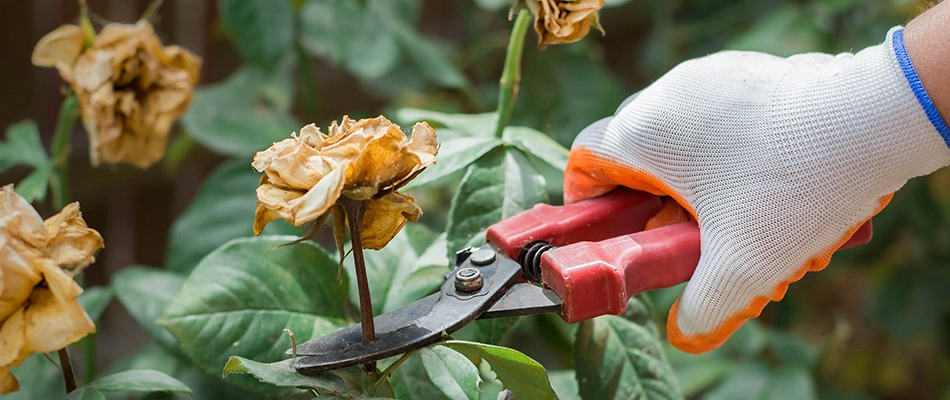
left=564, top=27, right=950, bottom=353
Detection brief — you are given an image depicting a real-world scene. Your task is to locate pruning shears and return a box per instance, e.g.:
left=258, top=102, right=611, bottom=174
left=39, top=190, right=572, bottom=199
left=290, top=188, right=873, bottom=375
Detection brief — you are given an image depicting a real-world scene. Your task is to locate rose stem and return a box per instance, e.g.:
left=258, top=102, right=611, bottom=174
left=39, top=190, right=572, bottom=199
left=58, top=348, right=77, bottom=393
left=340, top=198, right=376, bottom=374
left=493, top=9, right=531, bottom=138
left=49, top=95, right=79, bottom=210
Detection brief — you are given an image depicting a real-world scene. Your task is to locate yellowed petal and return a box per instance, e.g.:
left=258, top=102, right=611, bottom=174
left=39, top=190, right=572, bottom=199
left=22, top=261, right=94, bottom=354
left=43, top=202, right=104, bottom=270
left=159, top=45, right=203, bottom=85
left=0, top=185, right=50, bottom=249
left=31, top=24, right=85, bottom=79
left=361, top=193, right=423, bottom=250
left=0, top=308, right=26, bottom=367
left=408, top=122, right=439, bottom=167
left=0, top=366, right=18, bottom=394
left=529, top=0, right=605, bottom=48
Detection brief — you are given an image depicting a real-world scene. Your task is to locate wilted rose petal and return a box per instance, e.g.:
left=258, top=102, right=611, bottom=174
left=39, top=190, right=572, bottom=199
left=252, top=116, right=438, bottom=249
left=0, top=185, right=102, bottom=394
left=526, top=0, right=605, bottom=49
left=32, top=20, right=202, bottom=169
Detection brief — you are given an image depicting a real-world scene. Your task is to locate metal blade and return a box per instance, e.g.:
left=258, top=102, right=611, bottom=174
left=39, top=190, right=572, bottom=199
left=291, top=244, right=522, bottom=375
left=478, top=283, right=562, bottom=319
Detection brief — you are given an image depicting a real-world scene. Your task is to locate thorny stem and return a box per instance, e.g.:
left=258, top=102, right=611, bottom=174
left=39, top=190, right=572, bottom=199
left=339, top=198, right=376, bottom=374
left=493, top=9, right=531, bottom=138
left=50, top=95, right=79, bottom=210
left=58, top=348, right=77, bottom=393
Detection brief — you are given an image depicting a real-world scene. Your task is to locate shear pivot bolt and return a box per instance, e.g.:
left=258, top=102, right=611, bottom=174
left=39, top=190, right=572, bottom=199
left=469, top=249, right=496, bottom=266
left=455, top=268, right=484, bottom=292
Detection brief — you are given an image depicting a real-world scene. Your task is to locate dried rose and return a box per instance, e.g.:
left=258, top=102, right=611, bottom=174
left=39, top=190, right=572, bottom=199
left=252, top=116, right=438, bottom=250
left=32, top=20, right=201, bottom=169
left=0, top=184, right=104, bottom=394
left=525, top=0, right=605, bottom=49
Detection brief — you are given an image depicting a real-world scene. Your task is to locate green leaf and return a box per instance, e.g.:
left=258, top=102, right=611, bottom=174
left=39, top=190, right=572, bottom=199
left=77, top=286, right=113, bottom=322
left=438, top=340, right=557, bottom=400
left=391, top=352, right=452, bottom=400
left=0, top=120, right=48, bottom=171
left=664, top=344, right=734, bottom=397
left=181, top=66, right=299, bottom=157
left=703, top=362, right=771, bottom=400
left=160, top=236, right=349, bottom=394
left=80, top=369, right=192, bottom=394
left=346, top=224, right=449, bottom=315
left=6, top=354, right=65, bottom=400
left=405, top=137, right=503, bottom=189
left=395, top=109, right=498, bottom=138
left=166, top=160, right=298, bottom=273
left=62, top=387, right=105, bottom=400
left=217, top=0, right=294, bottom=68
left=222, top=357, right=346, bottom=393
left=299, top=0, right=401, bottom=81
left=548, top=370, right=580, bottom=400
left=375, top=7, right=467, bottom=89
left=111, top=266, right=185, bottom=351
left=574, top=294, right=681, bottom=400
left=445, top=148, right=547, bottom=259
left=502, top=126, right=569, bottom=172
left=472, top=317, right=518, bottom=346
left=419, top=346, right=481, bottom=400
left=474, top=0, right=513, bottom=11
left=760, top=366, right=817, bottom=400
left=15, top=163, right=53, bottom=203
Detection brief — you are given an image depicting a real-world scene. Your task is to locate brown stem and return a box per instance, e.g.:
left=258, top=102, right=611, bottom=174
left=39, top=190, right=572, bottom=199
left=58, top=348, right=77, bottom=393
left=339, top=198, right=376, bottom=374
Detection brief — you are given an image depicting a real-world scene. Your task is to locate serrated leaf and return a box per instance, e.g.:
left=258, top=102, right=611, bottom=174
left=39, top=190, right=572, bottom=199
left=0, top=120, right=48, bottom=171
left=346, top=224, right=449, bottom=315
left=217, top=0, right=294, bottom=68
left=299, top=0, right=401, bottom=81
left=445, top=148, right=547, bottom=259
left=223, top=357, right=346, bottom=394
left=419, top=346, right=481, bottom=400
left=160, top=236, right=350, bottom=394
left=14, top=164, right=52, bottom=203
left=166, top=160, right=298, bottom=273
left=502, top=126, right=569, bottom=172
left=181, top=66, right=299, bottom=157
left=111, top=266, right=186, bottom=352
left=83, top=369, right=192, bottom=394
left=405, top=137, right=503, bottom=189
left=438, top=340, right=557, bottom=399
left=77, top=286, right=113, bottom=322
left=574, top=294, right=681, bottom=400
left=395, top=109, right=498, bottom=138
left=391, top=350, right=452, bottom=400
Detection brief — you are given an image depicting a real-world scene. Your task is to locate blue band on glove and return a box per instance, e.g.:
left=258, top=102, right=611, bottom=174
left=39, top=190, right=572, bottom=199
left=893, top=28, right=950, bottom=148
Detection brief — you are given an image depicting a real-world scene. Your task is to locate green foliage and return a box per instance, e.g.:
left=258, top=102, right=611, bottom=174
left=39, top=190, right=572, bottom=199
left=574, top=295, right=681, bottom=400
left=160, top=236, right=350, bottom=394
left=439, top=341, right=558, bottom=399
left=419, top=347, right=482, bottom=400
left=0, top=120, right=52, bottom=202
left=112, top=266, right=186, bottom=352
left=62, top=370, right=192, bottom=400
left=218, top=0, right=294, bottom=68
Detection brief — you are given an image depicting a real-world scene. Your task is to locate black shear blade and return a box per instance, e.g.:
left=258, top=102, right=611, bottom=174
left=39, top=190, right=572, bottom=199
left=292, top=245, right=522, bottom=375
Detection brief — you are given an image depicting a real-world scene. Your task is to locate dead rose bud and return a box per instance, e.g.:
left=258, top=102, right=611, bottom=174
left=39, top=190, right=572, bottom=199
left=0, top=184, right=104, bottom=394
left=252, top=116, right=438, bottom=251
left=525, top=0, right=605, bottom=49
left=32, top=20, right=202, bottom=169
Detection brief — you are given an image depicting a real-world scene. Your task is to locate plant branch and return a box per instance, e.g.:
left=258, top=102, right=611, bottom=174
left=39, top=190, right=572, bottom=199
left=58, top=348, right=77, bottom=393
left=493, top=9, right=531, bottom=138
left=78, top=0, right=95, bottom=47
left=375, top=349, right=416, bottom=387
left=50, top=95, right=79, bottom=209
left=340, top=198, right=376, bottom=374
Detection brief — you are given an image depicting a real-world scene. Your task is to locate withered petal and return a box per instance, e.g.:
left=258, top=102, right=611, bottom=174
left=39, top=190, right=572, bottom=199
left=0, top=308, right=26, bottom=366
left=360, top=193, right=423, bottom=250
left=22, top=262, right=94, bottom=354
left=0, top=366, right=18, bottom=394
left=43, top=202, right=104, bottom=270
left=31, top=24, right=85, bottom=78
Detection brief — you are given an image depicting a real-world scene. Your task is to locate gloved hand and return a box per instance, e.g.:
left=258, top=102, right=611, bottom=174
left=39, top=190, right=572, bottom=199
left=564, top=27, right=950, bottom=353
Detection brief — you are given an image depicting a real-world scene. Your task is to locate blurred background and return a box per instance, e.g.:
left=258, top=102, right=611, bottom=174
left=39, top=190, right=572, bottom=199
left=1, top=0, right=948, bottom=398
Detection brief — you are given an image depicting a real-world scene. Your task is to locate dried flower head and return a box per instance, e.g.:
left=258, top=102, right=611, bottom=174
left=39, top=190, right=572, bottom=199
left=32, top=20, right=201, bottom=169
left=252, top=116, right=438, bottom=250
left=0, top=184, right=104, bottom=394
left=525, top=0, right=605, bottom=49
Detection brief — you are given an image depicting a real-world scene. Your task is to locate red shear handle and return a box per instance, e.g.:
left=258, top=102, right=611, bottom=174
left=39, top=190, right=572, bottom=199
left=486, top=189, right=662, bottom=259
left=542, top=222, right=701, bottom=323
left=541, top=219, right=873, bottom=324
